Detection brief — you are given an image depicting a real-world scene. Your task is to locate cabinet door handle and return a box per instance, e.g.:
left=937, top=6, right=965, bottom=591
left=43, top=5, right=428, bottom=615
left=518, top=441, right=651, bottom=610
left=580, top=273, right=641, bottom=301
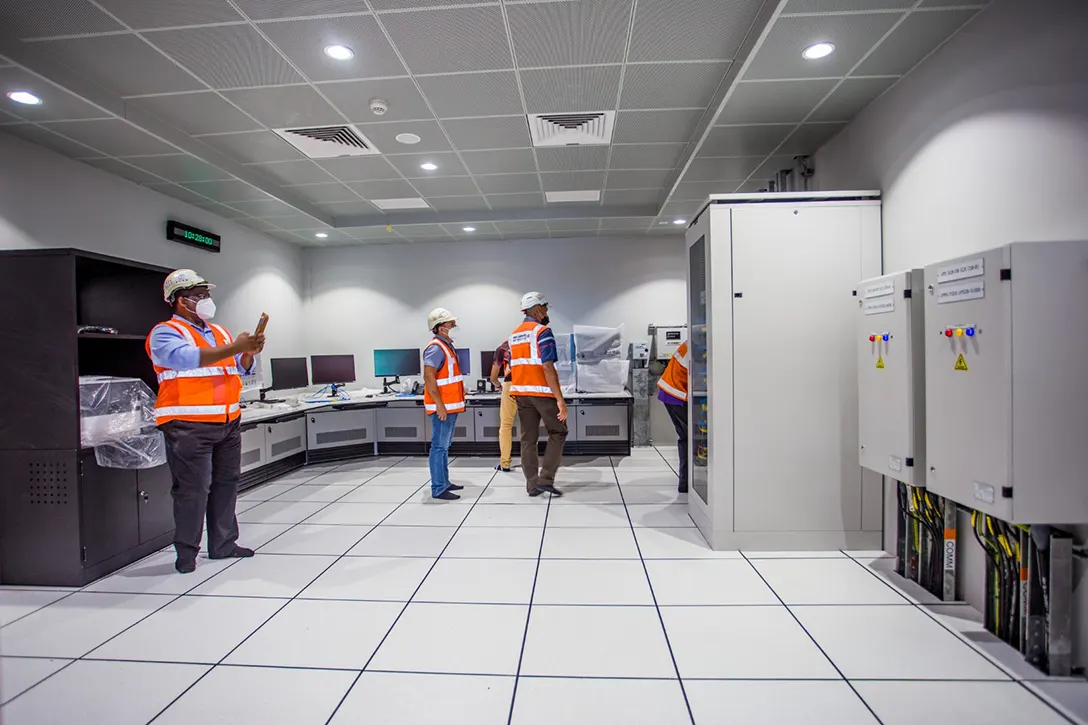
left=139, top=491, right=149, bottom=502
left=267, top=426, right=272, bottom=433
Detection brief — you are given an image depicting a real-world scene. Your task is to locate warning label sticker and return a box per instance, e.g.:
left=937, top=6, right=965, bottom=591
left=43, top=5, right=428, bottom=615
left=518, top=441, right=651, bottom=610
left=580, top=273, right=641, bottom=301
left=876, top=355, right=885, bottom=369
left=954, top=354, right=969, bottom=371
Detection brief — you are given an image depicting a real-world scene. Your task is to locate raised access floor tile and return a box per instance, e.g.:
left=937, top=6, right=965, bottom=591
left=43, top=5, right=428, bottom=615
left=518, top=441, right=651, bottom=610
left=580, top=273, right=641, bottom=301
left=346, top=525, right=457, bottom=557
left=83, top=551, right=239, bottom=595
left=257, top=524, right=373, bottom=556
left=299, top=556, right=435, bottom=601
left=685, top=680, right=878, bottom=725
left=330, top=672, right=513, bottom=725
left=0, top=589, right=69, bottom=626
left=0, top=657, right=71, bottom=705
left=853, top=681, right=1070, bottom=725
left=750, top=558, right=909, bottom=605
left=541, top=527, right=640, bottom=559
left=646, top=559, right=778, bottom=605
left=511, top=677, right=690, bottom=725
left=415, top=558, right=537, bottom=604
left=532, top=559, right=654, bottom=605
left=187, top=554, right=336, bottom=598
left=442, top=526, right=543, bottom=559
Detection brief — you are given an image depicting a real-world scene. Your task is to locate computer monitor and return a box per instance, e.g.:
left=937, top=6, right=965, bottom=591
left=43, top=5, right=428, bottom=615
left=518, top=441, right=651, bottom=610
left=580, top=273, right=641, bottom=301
left=311, top=355, right=356, bottom=385
left=373, top=349, right=421, bottom=377
left=480, top=350, right=496, bottom=376
left=270, top=357, right=308, bottom=390
left=456, top=348, right=471, bottom=376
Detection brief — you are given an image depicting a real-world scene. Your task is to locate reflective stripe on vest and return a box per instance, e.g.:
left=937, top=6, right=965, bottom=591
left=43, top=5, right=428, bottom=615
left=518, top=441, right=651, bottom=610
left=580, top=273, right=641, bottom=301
left=508, top=321, right=553, bottom=398
left=147, top=319, right=243, bottom=424
left=509, top=384, right=552, bottom=395
left=657, top=341, right=689, bottom=402
left=423, top=337, right=466, bottom=415
left=157, top=366, right=240, bottom=383
left=155, top=403, right=241, bottom=420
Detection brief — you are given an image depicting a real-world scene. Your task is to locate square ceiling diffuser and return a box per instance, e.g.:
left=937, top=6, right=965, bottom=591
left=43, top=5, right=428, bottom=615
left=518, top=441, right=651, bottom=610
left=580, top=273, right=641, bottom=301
left=545, top=190, right=601, bottom=203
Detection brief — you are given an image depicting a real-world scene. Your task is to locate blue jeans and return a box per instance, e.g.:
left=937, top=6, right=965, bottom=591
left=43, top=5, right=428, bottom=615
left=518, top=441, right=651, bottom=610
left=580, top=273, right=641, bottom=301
left=429, top=412, right=458, bottom=496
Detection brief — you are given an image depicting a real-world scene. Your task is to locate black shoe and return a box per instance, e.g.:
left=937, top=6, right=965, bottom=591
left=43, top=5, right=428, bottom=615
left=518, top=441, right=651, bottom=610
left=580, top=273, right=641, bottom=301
left=175, top=557, right=196, bottom=574
left=528, top=488, right=543, bottom=498
left=537, top=484, right=563, bottom=497
left=446, top=483, right=465, bottom=491
left=209, top=546, right=255, bottom=560
left=433, top=490, right=461, bottom=500
left=495, top=465, right=512, bottom=472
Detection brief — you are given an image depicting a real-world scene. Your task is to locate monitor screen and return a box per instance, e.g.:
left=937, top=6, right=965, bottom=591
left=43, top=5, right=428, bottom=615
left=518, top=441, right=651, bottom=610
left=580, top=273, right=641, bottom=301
left=373, top=349, right=421, bottom=377
left=480, top=350, right=495, bottom=376
left=456, top=348, right=471, bottom=376
left=311, top=355, right=356, bottom=385
left=270, top=357, right=308, bottom=390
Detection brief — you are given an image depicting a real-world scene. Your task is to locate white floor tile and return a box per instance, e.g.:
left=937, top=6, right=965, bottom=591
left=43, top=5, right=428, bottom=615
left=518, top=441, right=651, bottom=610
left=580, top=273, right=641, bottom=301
left=258, top=525, right=373, bottom=556
left=87, top=595, right=283, bottom=663
left=236, top=500, right=329, bottom=525
left=235, top=499, right=262, bottom=514
left=384, top=502, right=472, bottom=527
left=443, top=527, right=543, bottom=559
left=305, top=502, right=401, bottom=526
left=620, top=487, right=687, bottom=505
left=792, top=605, right=1009, bottom=680
left=634, top=528, right=741, bottom=559
left=83, top=551, right=239, bottom=595
left=853, top=681, right=1069, bottom=725
left=520, top=605, right=675, bottom=677
left=0, top=657, right=71, bottom=705
left=267, top=468, right=326, bottom=485
left=233, top=523, right=295, bottom=551
left=541, top=528, right=640, bottom=559
left=647, top=559, right=778, bottom=605
left=549, top=484, right=624, bottom=505
left=270, top=483, right=359, bottom=503
left=390, top=457, right=433, bottom=468
left=489, top=471, right=533, bottom=487
left=225, top=599, right=403, bottom=669
left=751, top=558, right=910, bottom=605
left=347, top=526, right=457, bottom=557
left=546, top=504, right=629, bottom=527
left=0, top=592, right=174, bottom=657
left=627, top=504, right=695, bottom=528
left=533, top=559, right=654, bottom=605
left=300, top=556, right=435, bottom=601
left=1028, top=681, right=1088, bottom=723
left=476, top=486, right=549, bottom=503
left=0, top=660, right=206, bottom=725
left=409, top=485, right=487, bottom=505
left=188, top=555, right=336, bottom=598
left=616, top=471, right=680, bottom=487
left=239, top=483, right=302, bottom=501
left=312, top=470, right=384, bottom=486
left=661, top=605, right=839, bottom=679
left=335, top=457, right=404, bottom=471
left=463, top=504, right=548, bottom=528
left=551, top=469, right=616, bottom=484
left=331, top=672, right=513, bottom=725
left=369, top=602, right=527, bottom=675
left=511, top=677, right=690, bottom=725
left=0, top=589, right=68, bottom=626
left=610, top=457, right=673, bottom=472
left=744, top=550, right=847, bottom=558
left=365, top=471, right=435, bottom=487
left=154, top=664, right=357, bottom=725
left=562, top=457, right=613, bottom=469
left=685, top=680, right=878, bottom=725
left=337, top=485, right=419, bottom=504
left=416, top=558, right=537, bottom=604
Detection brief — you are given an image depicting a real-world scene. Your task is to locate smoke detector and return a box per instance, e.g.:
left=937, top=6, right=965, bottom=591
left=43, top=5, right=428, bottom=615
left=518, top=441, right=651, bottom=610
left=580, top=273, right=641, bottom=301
left=528, top=111, right=615, bottom=147
left=272, top=125, right=380, bottom=158
left=369, top=98, right=388, bottom=116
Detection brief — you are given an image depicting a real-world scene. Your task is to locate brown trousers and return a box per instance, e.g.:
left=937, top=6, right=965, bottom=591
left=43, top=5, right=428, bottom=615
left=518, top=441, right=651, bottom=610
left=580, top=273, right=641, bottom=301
left=515, top=395, right=568, bottom=492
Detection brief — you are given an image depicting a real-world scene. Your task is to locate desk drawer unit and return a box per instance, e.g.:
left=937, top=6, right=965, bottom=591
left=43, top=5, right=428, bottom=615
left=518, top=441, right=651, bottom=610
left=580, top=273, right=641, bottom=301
left=240, top=425, right=267, bottom=474
left=308, top=409, right=375, bottom=451
left=266, top=416, right=307, bottom=462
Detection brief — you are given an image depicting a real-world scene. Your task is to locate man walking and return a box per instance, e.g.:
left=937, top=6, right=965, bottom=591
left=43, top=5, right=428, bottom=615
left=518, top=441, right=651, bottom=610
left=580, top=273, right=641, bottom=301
left=423, top=308, right=466, bottom=500
left=508, top=292, right=567, bottom=497
left=489, top=339, right=514, bottom=473
left=657, top=340, right=689, bottom=493
left=146, top=269, right=264, bottom=573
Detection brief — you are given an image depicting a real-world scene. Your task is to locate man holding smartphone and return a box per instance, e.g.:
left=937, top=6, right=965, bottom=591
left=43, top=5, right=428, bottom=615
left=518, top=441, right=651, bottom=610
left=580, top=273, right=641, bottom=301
left=146, top=269, right=265, bottom=574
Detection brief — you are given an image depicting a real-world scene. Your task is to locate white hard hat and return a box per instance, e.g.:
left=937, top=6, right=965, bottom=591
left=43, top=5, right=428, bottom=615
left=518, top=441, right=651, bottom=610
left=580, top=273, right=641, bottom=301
left=427, top=307, right=457, bottom=330
left=520, top=291, right=548, bottom=311
left=163, top=269, right=214, bottom=302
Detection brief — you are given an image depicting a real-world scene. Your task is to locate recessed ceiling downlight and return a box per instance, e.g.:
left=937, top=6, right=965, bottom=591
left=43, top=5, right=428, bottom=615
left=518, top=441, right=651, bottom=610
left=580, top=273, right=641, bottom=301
left=463, top=227, right=476, bottom=232
left=315, top=232, right=329, bottom=239
left=672, top=219, right=686, bottom=225
left=802, top=42, right=835, bottom=60
left=396, top=133, right=421, bottom=145
left=7, top=91, right=41, bottom=105
left=420, top=162, right=438, bottom=171
left=324, top=45, right=354, bottom=61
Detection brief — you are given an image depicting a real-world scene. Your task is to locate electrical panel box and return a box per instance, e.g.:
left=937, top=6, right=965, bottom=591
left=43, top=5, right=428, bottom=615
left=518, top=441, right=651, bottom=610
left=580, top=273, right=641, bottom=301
left=653, top=326, right=685, bottom=361
left=924, top=241, right=1088, bottom=524
left=857, top=269, right=925, bottom=486
left=630, top=341, right=649, bottom=362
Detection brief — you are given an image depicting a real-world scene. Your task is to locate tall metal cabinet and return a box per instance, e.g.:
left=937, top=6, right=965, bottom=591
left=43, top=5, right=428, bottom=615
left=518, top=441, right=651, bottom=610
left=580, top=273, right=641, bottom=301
left=686, top=193, right=883, bottom=550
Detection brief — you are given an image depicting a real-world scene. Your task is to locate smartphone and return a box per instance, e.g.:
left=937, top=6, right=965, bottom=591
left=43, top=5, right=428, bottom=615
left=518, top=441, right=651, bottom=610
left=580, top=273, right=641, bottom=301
left=254, top=312, right=269, bottom=336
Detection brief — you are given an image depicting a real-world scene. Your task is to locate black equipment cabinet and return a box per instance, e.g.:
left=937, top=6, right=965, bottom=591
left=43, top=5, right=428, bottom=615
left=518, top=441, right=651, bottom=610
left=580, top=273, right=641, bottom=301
left=0, top=249, right=176, bottom=586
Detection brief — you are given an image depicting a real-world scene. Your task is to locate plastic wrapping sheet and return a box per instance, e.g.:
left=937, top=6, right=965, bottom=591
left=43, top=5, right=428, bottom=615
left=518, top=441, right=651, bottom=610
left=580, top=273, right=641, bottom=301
left=574, top=324, right=625, bottom=363
left=555, top=332, right=576, bottom=394
left=577, top=360, right=630, bottom=394
left=94, top=430, right=167, bottom=469
left=79, top=376, right=165, bottom=468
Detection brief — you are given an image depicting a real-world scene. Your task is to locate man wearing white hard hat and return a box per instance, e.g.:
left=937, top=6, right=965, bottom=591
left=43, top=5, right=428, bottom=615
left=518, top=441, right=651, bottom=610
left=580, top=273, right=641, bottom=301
left=423, top=308, right=467, bottom=500
left=145, top=269, right=264, bottom=573
left=508, top=292, right=567, bottom=497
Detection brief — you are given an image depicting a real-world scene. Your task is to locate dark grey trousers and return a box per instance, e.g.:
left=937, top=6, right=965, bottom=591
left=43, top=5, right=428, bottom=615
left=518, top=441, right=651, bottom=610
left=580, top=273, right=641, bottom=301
left=161, top=419, right=242, bottom=559
left=516, top=396, right=568, bottom=493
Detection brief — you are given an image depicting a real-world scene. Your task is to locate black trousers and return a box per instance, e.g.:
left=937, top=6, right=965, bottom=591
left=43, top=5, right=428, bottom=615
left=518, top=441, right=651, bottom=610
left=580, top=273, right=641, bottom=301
left=516, top=396, right=568, bottom=492
left=665, top=402, right=689, bottom=489
left=161, top=419, right=242, bottom=559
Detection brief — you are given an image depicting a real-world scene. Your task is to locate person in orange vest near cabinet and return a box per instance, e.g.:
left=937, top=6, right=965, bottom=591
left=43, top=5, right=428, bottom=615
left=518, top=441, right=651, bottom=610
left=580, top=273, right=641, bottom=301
left=509, top=291, right=567, bottom=498
left=657, top=340, right=689, bottom=493
left=146, top=269, right=264, bottom=574
left=423, top=308, right=467, bottom=500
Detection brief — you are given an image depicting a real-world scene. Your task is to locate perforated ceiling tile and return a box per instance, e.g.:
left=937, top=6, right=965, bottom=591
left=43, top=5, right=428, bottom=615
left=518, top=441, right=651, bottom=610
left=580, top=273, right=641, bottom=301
left=222, top=86, right=345, bottom=129
left=540, top=170, right=605, bottom=192
left=258, top=15, right=407, bottom=83
left=612, top=109, right=703, bottom=143
left=717, top=79, right=838, bottom=125
left=318, top=78, right=433, bottom=123
left=416, top=72, right=523, bottom=119
left=672, top=179, right=740, bottom=200
left=316, top=155, right=402, bottom=182
left=853, top=9, right=979, bottom=77
left=777, top=122, right=846, bottom=154
left=197, top=130, right=305, bottom=163
left=697, top=124, right=791, bottom=157
left=521, top=65, right=622, bottom=115
left=918, top=0, right=990, bottom=6
left=132, top=92, right=262, bottom=135
left=147, top=182, right=218, bottom=205
left=251, top=159, right=338, bottom=185
left=507, top=0, right=631, bottom=68
left=428, top=195, right=489, bottom=212
left=547, top=218, right=600, bottom=233
left=81, top=157, right=165, bottom=184
left=742, top=13, right=902, bottom=81
left=0, top=68, right=109, bottom=122
left=283, top=182, right=359, bottom=204
left=496, top=219, right=548, bottom=234
left=93, top=0, right=245, bottom=29
left=442, top=220, right=498, bottom=234
left=387, top=151, right=468, bottom=178
left=629, top=0, right=763, bottom=63
left=358, top=120, right=452, bottom=155
left=193, top=201, right=248, bottom=218
left=235, top=217, right=281, bottom=232
left=619, top=62, right=729, bottom=110
left=476, top=173, right=541, bottom=195
left=43, top=118, right=178, bottom=156
left=319, top=200, right=381, bottom=215
left=5, top=0, right=123, bottom=39
left=145, top=25, right=302, bottom=89
left=346, top=178, right=420, bottom=199
left=124, top=154, right=234, bottom=183
left=808, top=76, right=897, bottom=123
left=605, top=169, right=671, bottom=189
left=441, top=116, right=532, bottom=151
left=600, top=216, right=654, bottom=230
left=409, top=176, right=479, bottom=197
left=750, top=154, right=802, bottom=181
left=36, top=34, right=206, bottom=98
left=602, top=189, right=661, bottom=206
left=608, top=143, right=685, bottom=170
left=181, top=178, right=270, bottom=202
left=660, top=199, right=702, bottom=217
left=683, top=156, right=764, bottom=182
left=343, top=223, right=395, bottom=238
left=783, top=0, right=913, bottom=11
left=265, top=229, right=307, bottom=243
left=233, top=0, right=369, bottom=21
left=381, top=6, right=513, bottom=74
left=536, top=146, right=608, bottom=173
left=396, top=223, right=451, bottom=238
left=460, top=148, right=536, bottom=175
left=261, top=212, right=331, bottom=230
left=486, top=192, right=545, bottom=208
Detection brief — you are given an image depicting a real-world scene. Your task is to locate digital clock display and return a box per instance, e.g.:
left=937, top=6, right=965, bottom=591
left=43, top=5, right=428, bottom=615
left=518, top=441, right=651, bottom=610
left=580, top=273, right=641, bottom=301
left=167, top=220, right=221, bottom=253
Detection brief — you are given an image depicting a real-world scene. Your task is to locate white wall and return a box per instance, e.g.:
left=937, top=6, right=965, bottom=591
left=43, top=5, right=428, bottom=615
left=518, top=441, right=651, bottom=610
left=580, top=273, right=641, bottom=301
left=0, top=131, right=306, bottom=363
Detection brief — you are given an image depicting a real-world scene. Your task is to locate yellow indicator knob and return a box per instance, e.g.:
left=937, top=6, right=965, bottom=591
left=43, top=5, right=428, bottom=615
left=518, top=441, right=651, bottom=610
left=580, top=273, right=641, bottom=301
left=954, top=328, right=964, bottom=337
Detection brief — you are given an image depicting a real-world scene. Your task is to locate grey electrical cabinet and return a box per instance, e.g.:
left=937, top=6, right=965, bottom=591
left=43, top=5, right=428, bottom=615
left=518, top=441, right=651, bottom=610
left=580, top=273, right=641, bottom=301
left=856, top=269, right=926, bottom=487
left=924, top=241, right=1088, bottom=524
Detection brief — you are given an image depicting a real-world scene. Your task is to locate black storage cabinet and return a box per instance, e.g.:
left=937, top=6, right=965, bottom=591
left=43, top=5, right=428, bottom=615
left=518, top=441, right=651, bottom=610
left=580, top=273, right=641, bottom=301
left=0, top=249, right=176, bottom=586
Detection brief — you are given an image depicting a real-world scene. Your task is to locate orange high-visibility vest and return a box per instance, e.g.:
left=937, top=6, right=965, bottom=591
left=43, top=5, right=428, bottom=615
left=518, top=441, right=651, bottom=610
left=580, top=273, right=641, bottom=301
left=145, top=319, right=243, bottom=425
left=657, top=341, right=689, bottom=402
left=423, top=336, right=466, bottom=415
left=508, top=320, right=553, bottom=398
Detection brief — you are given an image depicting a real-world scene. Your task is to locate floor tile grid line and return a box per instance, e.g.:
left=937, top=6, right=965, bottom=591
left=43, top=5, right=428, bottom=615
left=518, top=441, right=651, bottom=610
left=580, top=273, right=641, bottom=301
left=737, top=551, right=887, bottom=725
left=841, top=550, right=1085, bottom=725
left=616, top=467, right=698, bottom=725
left=319, top=470, right=501, bottom=725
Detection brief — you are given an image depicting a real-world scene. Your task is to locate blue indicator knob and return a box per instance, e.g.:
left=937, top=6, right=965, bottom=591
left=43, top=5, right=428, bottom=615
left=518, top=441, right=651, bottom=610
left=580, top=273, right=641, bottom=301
left=881, top=334, right=889, bottom=342
left=966, top=327, right=975, bottom=337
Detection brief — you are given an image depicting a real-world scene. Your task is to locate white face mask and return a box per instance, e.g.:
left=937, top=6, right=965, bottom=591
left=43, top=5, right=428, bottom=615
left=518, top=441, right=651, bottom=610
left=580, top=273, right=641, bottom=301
left=446, top=326, right=458, bottom=341
left=194, top=298, right=216, bottom=321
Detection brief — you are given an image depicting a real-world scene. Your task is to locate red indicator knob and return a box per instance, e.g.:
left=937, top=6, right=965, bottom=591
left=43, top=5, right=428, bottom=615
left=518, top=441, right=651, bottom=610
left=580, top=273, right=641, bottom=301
left=945, top=329, right=953, bottom=338
left=869, top=335, right=875, bottom=342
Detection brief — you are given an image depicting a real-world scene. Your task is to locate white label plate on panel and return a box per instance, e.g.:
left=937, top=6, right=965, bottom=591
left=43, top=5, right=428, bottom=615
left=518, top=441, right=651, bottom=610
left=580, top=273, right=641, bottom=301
left=937, top=280, right=985, bottom=304
left=863, top=279, right=895, bottom=299
left=888, top=456, right=903, bottom=472
left=937, top=257, right=985, bottom=284
left=863, top=297, right=895, bottom=315
left=973, top=481, right=995, bottom=504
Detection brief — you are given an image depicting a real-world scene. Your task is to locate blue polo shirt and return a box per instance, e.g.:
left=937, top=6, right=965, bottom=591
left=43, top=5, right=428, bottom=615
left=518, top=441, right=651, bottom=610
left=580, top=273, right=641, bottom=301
left=423, top=334, right=455, bottom=370
left=148, top=315, right=253, bottom=373
left=530, top=318, right=558, bottom=364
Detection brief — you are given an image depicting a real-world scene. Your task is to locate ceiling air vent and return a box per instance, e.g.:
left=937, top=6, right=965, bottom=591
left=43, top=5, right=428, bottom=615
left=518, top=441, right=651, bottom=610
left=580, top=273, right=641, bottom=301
left=273, top=125, right=380, bottom=158
left=528, top=111, right=615, bottom=147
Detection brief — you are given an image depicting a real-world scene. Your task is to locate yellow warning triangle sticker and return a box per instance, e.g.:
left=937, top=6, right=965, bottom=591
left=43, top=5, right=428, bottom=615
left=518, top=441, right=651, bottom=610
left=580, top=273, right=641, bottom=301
left=954, top=354, right=969, bottom=371
left=875, top=355, right=885, bottom=369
